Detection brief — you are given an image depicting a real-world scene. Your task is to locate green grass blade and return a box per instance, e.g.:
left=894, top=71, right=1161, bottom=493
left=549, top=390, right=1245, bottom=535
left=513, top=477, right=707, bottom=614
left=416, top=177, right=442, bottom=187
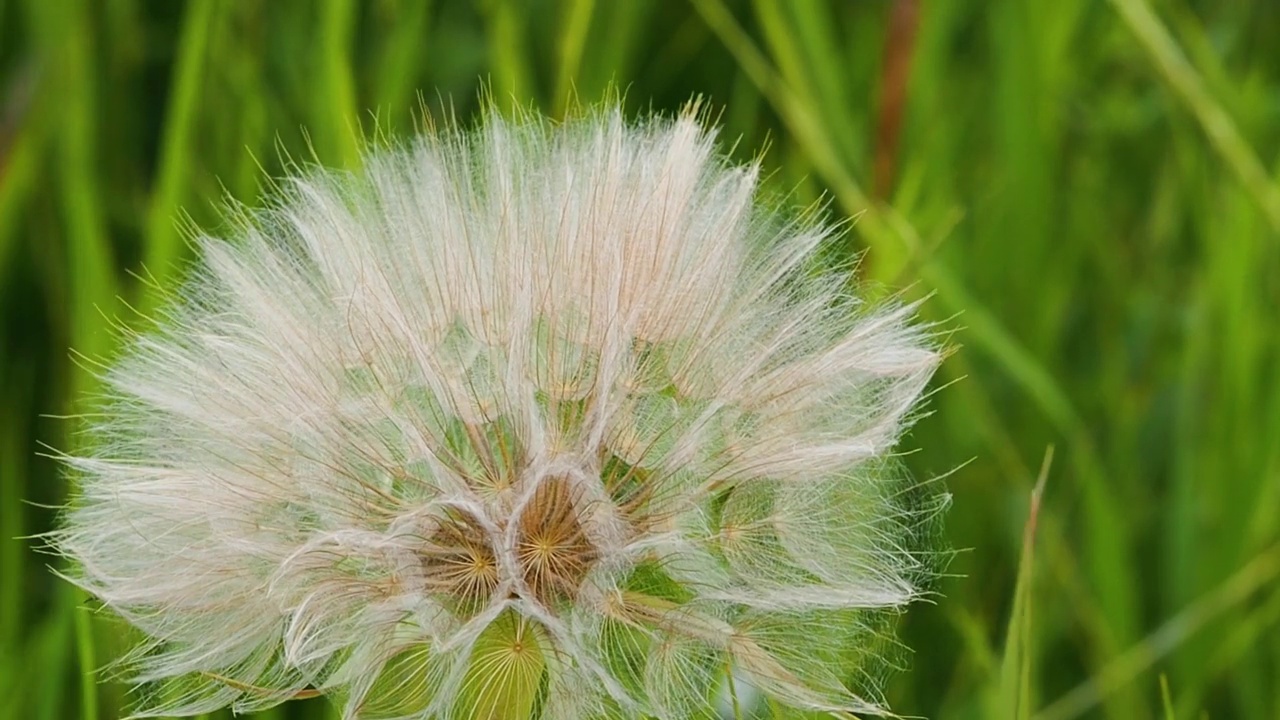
left=553, top=0, right=595, bottom=115
left=0, top=363, right=31, bottom=660
left=0, top=82, right=40, bottom=275
left=141, top=0, right=218, bottom=308
left=1158, top=675, right=1175, bottom=720
left=1035, top=543, right=1280, bottom=720
left=25, top=1, right=121, bottom=717
left=482, top=0, right=537, bottom=113
left=371, top=0, right=433, bottom=122
left=315, top=0, right=362, bottom=167
left=1108, top=0, right=1280, bottom=231
left=995, top=447, right=1052, bottom=719
left=73, top=601, right=98, bottom=720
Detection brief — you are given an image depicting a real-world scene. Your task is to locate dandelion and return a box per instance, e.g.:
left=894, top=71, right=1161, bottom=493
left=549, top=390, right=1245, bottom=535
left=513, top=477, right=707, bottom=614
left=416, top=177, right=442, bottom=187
left=56, top=105, right=946, bottom=719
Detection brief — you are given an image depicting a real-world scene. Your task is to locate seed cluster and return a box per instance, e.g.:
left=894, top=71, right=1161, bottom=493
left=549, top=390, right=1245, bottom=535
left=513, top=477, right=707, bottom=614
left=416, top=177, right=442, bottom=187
left=417, top=469, right=601, bottom=612
left=420, top=508, right=498, bottom=608
left=516, top=476, right=596, bottom=605
left=54, top=108, right=944, bottom=719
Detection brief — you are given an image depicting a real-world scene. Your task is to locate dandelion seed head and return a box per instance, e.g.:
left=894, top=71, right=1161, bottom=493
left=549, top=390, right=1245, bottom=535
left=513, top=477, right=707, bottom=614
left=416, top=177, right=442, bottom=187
left=56, top=105, right=947, bottom=719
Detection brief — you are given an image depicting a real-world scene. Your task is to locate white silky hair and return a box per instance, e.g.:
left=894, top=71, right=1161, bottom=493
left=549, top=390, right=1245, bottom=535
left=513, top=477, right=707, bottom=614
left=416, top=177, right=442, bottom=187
left=55, top=105, right=946, bottom=719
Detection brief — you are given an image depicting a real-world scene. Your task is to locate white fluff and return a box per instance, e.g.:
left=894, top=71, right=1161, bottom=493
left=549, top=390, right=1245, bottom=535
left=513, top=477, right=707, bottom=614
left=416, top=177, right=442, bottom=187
left=56, top=106, right=945, bottom=719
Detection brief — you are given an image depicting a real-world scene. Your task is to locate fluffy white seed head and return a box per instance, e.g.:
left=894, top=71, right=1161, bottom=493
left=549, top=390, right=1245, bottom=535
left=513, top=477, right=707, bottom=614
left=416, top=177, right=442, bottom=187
left=56, top=106, right=946, bottom=719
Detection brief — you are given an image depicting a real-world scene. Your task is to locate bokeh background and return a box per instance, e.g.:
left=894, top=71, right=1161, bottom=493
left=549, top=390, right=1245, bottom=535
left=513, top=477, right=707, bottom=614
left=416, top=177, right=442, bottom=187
left=2, top=1, right=1279, bottom=719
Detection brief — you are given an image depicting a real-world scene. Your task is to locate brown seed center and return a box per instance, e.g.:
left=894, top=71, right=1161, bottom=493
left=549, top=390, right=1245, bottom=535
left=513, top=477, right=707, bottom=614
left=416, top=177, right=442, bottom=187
left=419, top=508, right=499, bottom=610
left=516, top=476, right=597, bottom=605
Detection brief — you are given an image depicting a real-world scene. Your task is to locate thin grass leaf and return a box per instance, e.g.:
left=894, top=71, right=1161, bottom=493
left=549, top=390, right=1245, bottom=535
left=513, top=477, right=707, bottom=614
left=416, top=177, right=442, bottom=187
left=995, top=446, right=1052, bottom=719
left=482, top=0, right=537, bottom=113
left=1158, top=674, right=1175, bottom=720
left=1109, top=0, right=1280, bottom=231
left=1035, top=543, right=1280, bottom=720
left=315, top=0, right=362, bottom=167
left=141, top=0, right=218, bottom=308
left=553, top=0, right=595, bottom=115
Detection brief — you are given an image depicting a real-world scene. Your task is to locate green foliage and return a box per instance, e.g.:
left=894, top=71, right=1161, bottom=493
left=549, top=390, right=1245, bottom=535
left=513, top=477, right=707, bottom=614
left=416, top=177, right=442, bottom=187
left=2, top=0, right=1278, bottom=718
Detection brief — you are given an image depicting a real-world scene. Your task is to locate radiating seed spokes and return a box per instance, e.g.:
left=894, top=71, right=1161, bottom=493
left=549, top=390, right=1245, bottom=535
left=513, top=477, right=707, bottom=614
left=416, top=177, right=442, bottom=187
left=516, top=476, right=598, bottom=605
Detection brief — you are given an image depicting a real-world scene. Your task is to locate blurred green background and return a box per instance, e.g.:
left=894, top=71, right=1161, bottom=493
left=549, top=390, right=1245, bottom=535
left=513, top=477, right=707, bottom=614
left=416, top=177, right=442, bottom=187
left=2, top=0, right=1279, bottom=718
